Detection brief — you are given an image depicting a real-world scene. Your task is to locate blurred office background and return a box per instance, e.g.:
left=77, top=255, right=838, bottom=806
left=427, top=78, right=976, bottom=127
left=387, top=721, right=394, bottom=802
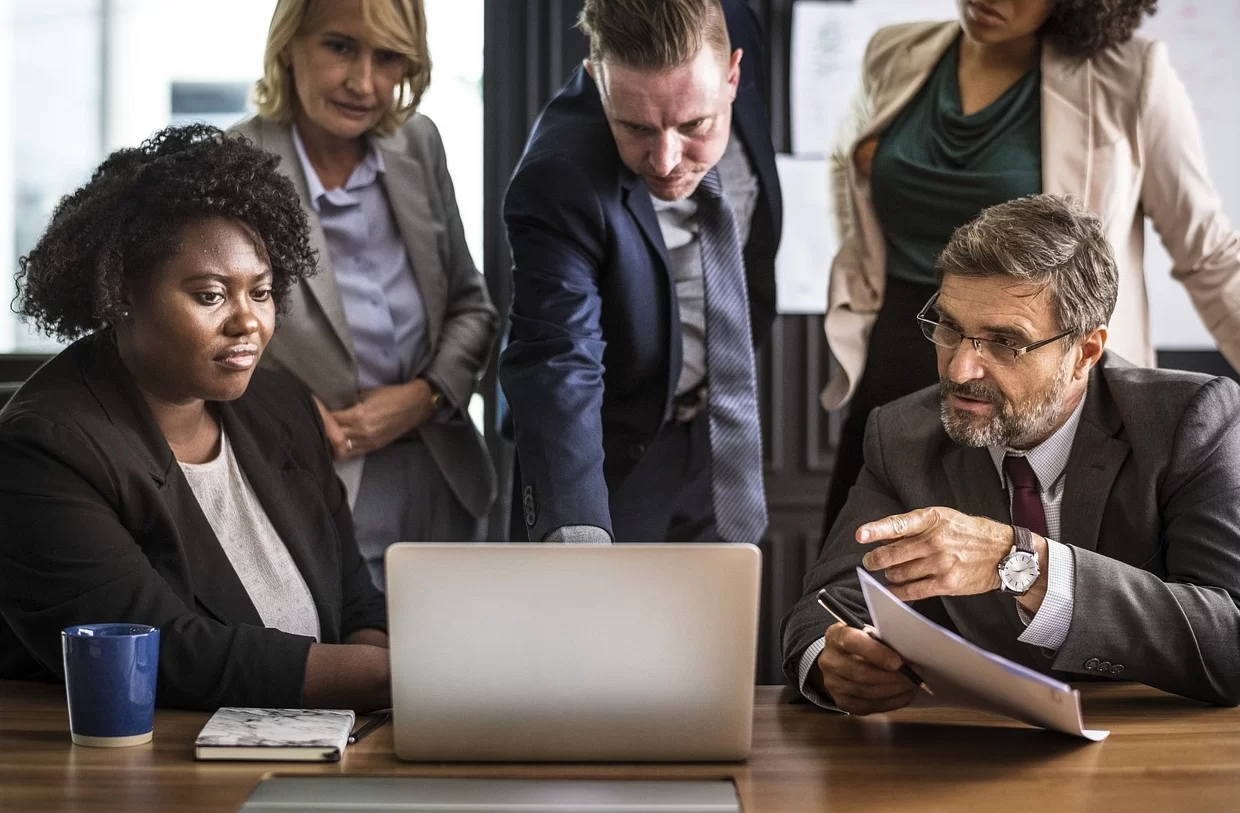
left=0, top=0, right=482, bottom=356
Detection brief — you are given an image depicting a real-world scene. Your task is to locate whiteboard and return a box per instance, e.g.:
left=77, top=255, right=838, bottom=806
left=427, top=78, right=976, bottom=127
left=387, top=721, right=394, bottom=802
left=1138, top=2, right=1240, bottom=349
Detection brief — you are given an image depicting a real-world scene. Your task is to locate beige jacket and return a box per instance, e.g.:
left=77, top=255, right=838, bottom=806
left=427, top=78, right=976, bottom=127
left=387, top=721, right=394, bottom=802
left=822, top=21, right=1240, bottom=410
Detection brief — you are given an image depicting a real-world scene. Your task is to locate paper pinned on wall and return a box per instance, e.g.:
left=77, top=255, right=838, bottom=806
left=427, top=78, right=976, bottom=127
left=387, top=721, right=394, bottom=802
left=859, top=569, right=1110, bottom=741
left=791, top=2, right=868, bottom=157
left=774, top=154, right=831, bottom=314
left=791, top=0, right=958, bottom=157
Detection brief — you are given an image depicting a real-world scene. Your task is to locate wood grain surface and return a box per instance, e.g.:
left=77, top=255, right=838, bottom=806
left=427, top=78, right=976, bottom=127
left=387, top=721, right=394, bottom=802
left=2, top=680, right=1238, bottom=812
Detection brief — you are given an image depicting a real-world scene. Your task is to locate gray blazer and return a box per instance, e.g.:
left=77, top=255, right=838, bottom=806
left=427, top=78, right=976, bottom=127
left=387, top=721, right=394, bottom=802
left=783, top=354, right=1240, bottom=707
left=231, top=114, right=498, bottom=520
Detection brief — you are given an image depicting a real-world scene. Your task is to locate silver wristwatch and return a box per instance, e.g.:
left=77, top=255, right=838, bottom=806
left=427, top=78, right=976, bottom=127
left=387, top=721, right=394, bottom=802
left=998, top=525, right=1040, bottom=596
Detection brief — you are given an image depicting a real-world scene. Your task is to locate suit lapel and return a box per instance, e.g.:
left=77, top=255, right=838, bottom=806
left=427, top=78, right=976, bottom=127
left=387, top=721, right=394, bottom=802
left=378, top=137, right=445, bottom=356
left=1040, top=41, right=1094, bottom=201
left=941, top=442, right=1028, bottom=650
left=730, top=77, right=779, bottom=240
left=1059, top=369, right=1128, bottom=553
left=258, top=118, right=356, bottom=362
left=160, top=466, right=265, bottom=627
left=220, top=401, right=340, bottom=640
left=942, top=444, right=1010, bottom=525
left=620, top=173, right=680, bottom=401
left=855, top=24, right=960, bottom=150
left=81, top=337, right=264, bottom=625
left=620, top=171, right=671, bottom=273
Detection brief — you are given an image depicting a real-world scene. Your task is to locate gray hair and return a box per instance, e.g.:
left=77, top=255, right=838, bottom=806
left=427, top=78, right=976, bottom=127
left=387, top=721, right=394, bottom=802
left=935, top=194, right=1118, bottom=338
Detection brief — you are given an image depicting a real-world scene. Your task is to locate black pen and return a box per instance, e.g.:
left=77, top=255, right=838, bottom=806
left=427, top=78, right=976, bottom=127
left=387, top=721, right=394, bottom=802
left=816, top=588, right=933, bottom=696
left=348, top=711, right=391, bottom=744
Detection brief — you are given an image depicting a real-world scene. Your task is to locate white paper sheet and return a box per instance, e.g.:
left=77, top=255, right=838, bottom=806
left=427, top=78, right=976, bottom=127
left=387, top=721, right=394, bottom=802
left=790, top=0, right=959, bottom=157
left=774, top=154, right=832, bottom=314
left=859, top=569, right=1109, bottom=740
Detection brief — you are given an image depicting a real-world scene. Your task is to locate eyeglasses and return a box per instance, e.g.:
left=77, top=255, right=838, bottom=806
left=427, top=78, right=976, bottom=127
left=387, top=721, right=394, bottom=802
left=915, top=293, right=1074, bottom=367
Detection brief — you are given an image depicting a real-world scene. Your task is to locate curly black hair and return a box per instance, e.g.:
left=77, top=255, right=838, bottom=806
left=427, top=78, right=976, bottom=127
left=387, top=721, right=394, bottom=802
left=15, top=123, right=316, bottom=342
left=1041, top=0, right=1159, bottom=61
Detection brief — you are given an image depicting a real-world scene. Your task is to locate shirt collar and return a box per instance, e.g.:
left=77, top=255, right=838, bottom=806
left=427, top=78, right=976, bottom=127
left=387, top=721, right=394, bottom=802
left=987, top=391, right=1087, bottom=493
left=290, top=123, right=385, bottom=212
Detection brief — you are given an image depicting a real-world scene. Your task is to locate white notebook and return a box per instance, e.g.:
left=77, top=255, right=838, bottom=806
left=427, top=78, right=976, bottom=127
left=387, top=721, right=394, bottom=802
left=195, top=707, right=357, bottom=762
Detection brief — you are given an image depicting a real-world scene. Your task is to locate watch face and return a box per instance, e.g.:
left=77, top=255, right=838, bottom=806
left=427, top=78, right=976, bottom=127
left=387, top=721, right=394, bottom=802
left=1000, top=551, right=1039, bottom=593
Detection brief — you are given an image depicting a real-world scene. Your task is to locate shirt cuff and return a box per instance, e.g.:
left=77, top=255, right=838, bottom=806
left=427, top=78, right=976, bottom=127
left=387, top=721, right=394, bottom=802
left=543, top=525, right=613, bottom=545
left=795, top=638, right=840, bottom=710
left=1016, top=539, right=1075, bottom=650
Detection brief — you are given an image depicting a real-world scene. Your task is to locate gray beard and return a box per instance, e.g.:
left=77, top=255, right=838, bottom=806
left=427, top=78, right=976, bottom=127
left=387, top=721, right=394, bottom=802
left=939, top=369, right=1070, bottom=449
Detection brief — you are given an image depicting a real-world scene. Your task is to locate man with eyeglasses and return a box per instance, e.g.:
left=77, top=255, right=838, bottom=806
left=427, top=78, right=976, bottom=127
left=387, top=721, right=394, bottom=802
left=782, top=193, right=1240, bottom=713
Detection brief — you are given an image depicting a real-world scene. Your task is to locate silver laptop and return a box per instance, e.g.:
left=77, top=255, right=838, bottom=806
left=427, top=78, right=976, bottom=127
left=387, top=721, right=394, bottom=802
left=385, top=543, right=761, bottom=762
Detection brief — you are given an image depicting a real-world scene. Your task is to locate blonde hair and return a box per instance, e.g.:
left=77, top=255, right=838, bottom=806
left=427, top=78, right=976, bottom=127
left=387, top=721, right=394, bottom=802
left=577, top=0, right=730, bottom=71
left=254, top=0, right=431, bottom=137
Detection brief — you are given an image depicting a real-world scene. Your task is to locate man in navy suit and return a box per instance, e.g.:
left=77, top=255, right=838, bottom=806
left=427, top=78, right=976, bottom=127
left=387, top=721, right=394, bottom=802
left=501, top=0, right=782, bottom=543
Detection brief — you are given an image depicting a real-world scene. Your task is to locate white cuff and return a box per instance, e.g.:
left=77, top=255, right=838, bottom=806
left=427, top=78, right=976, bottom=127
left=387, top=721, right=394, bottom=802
left=1017, top=539, right=1075, bottom=650
left=795, top=638, right=840, bottom=710
left=543, top=525, right=612, bottom=545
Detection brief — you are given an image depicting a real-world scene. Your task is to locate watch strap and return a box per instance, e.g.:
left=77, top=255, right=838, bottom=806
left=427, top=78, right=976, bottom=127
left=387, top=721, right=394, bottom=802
left=1012, top=524, right=1034, bottom=554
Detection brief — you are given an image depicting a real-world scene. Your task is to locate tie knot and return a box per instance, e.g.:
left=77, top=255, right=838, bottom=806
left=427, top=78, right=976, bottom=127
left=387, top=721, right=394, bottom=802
left=696, top=167, right=724, bottom=200
left=1004, top=455, right=1041, bottom=491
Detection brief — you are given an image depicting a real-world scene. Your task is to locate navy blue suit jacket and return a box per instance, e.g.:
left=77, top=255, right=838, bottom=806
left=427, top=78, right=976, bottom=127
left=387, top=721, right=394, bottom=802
left=500, top=0, right=782, bottom=542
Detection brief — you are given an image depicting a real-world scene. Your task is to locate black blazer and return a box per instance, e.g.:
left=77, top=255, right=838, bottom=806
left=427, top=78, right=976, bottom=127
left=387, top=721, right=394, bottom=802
left=500, top=0, right=783, bottom=540
left=0, top=333, right=386, bottom=710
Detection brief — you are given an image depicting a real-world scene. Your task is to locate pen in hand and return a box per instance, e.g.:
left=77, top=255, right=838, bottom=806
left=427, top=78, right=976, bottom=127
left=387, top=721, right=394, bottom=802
left=348, top=710, right=391, bottom=744
left=816, top=589, right=933, bottom=696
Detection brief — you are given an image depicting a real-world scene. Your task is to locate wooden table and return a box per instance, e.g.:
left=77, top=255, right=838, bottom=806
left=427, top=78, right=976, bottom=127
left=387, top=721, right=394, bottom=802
left=3, top=680, right=1239, bottom=812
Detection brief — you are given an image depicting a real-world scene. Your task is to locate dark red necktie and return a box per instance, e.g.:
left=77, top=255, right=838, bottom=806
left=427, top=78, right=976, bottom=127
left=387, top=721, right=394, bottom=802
left=1004, top=455, right=1048, bottom=538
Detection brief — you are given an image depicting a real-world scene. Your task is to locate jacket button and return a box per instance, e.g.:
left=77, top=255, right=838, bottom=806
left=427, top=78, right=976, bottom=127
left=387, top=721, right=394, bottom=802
left=523, top=486, right=537, bottom=527
left=1110, top=664, right=1124, bottom=675
left=1097, top=661, right=1112, bottom=672
left=627, top=443, right=646, bottom=460
left=1084, top=658, right=1099, bottom=671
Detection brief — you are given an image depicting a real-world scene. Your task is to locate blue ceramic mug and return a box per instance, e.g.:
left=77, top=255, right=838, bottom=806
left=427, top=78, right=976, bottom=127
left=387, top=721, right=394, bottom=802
left=61, top=624, right=160, bottom=747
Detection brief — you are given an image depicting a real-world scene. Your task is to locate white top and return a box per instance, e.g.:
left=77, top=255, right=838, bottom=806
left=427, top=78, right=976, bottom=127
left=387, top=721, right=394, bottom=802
left=179, top=429, right=321, bottom=641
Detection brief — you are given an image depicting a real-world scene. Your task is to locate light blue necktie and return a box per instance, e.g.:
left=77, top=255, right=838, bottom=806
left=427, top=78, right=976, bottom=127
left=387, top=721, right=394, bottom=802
left=694, top=168, right=768, bottom=544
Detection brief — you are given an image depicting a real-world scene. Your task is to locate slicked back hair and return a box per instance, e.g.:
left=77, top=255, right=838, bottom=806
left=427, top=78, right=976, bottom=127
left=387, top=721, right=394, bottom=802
left=577, top=0, right=731, bottom=72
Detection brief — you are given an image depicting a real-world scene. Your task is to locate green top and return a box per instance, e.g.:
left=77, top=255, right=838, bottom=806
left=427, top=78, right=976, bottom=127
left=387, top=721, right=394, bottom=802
left=870, top=36, right=1042, bottom=287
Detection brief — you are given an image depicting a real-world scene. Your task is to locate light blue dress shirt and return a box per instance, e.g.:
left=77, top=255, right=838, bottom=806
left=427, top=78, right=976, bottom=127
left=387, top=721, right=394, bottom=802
left=292, top=126, right=429, bottom=391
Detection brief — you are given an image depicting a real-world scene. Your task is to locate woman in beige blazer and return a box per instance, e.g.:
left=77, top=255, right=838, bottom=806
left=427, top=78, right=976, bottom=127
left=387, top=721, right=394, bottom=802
left=233, top=0, right=498, bottom=584
left=820, top=0, right=1240, bottom=539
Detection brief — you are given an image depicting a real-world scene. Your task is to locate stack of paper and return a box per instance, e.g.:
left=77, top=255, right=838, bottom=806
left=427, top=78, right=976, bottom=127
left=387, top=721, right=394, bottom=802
left=859, top=568, right=1109, bottom=740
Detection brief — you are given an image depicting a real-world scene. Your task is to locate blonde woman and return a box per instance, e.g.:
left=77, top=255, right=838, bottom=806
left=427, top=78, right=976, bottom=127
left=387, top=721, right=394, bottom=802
left=233, top=0, right=497, bottom=585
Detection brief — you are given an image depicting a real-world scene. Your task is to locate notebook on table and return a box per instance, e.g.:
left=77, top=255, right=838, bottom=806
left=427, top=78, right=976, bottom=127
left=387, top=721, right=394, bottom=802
left=194, top=707, right=356, bottom=762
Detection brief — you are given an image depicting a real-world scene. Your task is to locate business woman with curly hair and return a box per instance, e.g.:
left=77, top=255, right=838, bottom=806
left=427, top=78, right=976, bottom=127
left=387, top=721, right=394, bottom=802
left=0, top=125, right=390, bottom=712
left=820, top=0, right=1240, bottom=539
